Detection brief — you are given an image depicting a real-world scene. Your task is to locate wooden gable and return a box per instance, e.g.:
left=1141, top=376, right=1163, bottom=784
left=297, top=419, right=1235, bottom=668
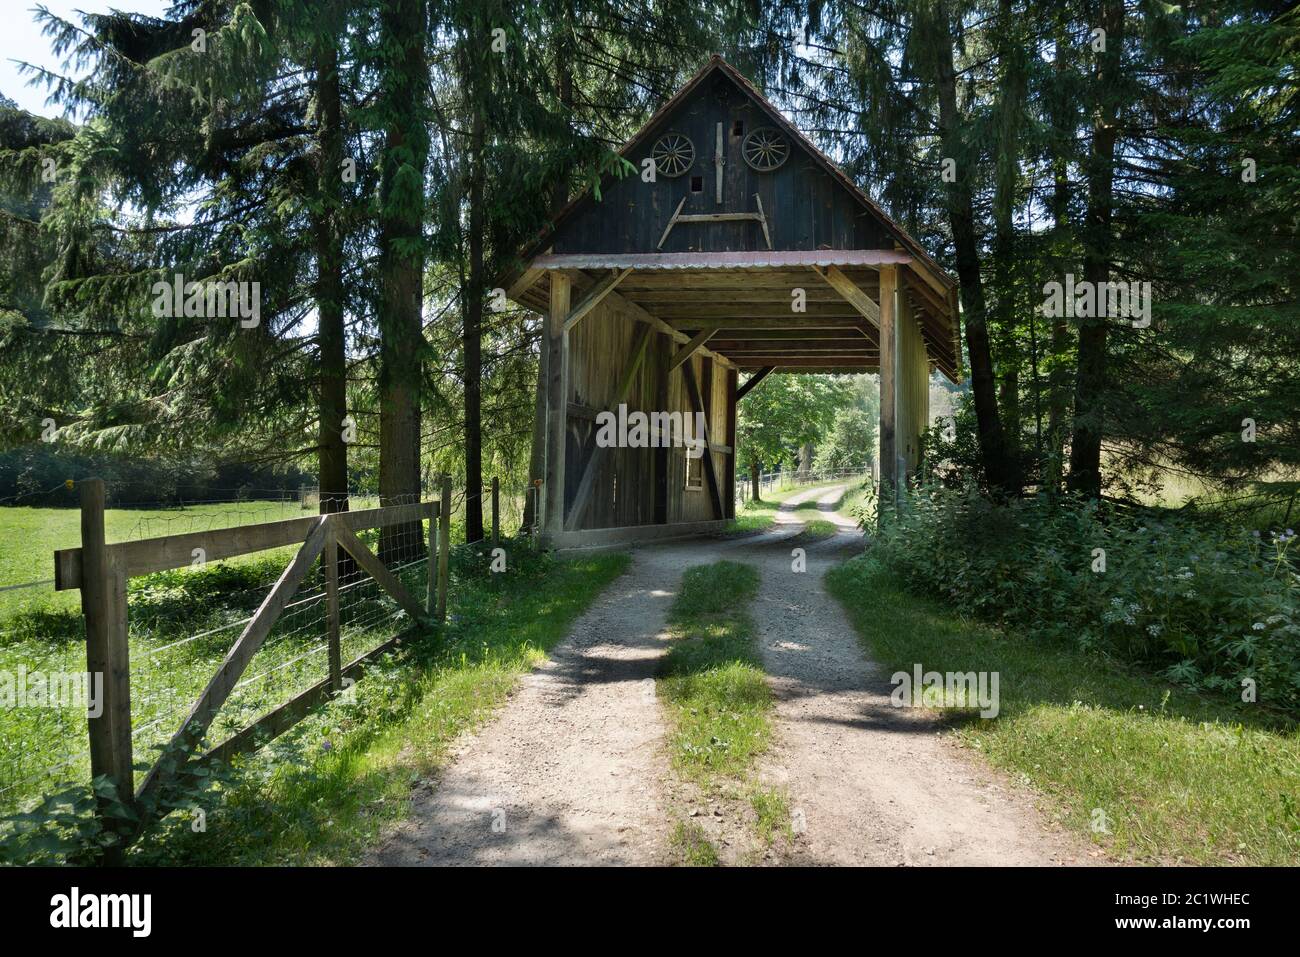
left=549, top=68, right=894, bottom=255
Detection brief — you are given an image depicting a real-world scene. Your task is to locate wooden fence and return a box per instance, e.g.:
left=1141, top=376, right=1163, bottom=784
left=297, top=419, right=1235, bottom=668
left=52, top=477, right=452, bottom=842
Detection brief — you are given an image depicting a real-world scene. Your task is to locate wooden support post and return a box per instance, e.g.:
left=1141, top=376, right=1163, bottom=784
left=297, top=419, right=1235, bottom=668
left=437, top=474, right=451, bottom=622
left=491, top=476, right=500, bottom=547
left=79, top=478, right=134, bottom=834
left=654, top=335, right=669, bottom=525
left=543, top=273, right=570, bottom=537
left=878, top=264, right=898, bottom=519
left=682, top=361, right=725, bottom=519
left=324, top=522, right=342, bottom=694
left=725, top=367, right=737, bottom=519
left=426, top=501, right=437, bottom=617
left=714, top=121, right=724, bottom=204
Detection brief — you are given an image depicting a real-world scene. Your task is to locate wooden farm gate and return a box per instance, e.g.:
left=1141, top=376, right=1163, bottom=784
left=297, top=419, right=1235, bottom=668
left=52, top=477, right=451, bottom=844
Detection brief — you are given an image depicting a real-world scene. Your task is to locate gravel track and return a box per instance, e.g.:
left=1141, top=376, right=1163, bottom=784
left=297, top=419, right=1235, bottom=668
left=367, top=484, right=1090, bottom=866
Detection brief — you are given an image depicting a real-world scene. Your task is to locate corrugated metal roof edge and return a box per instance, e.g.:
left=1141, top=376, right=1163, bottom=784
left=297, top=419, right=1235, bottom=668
left=531, top=250, right=913, bottom=270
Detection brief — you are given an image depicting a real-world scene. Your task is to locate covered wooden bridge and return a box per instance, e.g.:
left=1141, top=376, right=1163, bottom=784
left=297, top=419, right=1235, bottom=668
left=503, top=56, right=962, bottom=548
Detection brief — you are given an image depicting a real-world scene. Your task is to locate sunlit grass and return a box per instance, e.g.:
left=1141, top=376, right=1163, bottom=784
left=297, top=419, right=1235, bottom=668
left=657, top=560, right=789, bottom=862
left=826, top=555, right=1300, bottom=865
left=726, top=477, right=860, bottom=535
left=124, top=550, right=629, bottom=865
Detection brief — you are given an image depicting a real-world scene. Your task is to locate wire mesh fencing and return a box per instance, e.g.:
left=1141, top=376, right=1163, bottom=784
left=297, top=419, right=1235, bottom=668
left=300, top=477, right=538, bottom=544
left=735, top=466, right=875, bottom=507
left=0, top=483, right=443, bottom=818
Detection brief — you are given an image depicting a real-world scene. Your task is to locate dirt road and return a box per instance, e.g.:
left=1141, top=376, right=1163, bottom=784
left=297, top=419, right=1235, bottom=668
left=368, top=485, right=1087, bottom=866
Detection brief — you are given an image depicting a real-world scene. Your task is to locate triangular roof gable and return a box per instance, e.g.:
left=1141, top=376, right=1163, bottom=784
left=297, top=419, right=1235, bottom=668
left=517, top=55, right=955, bottom=293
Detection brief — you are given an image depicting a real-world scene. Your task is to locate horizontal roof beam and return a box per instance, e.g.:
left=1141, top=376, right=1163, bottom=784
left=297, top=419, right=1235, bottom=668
left=700, top=328, right=879, bottom=341
left=740, top=358, right=878, bottom=368
left=664, top=316, right=864, bottom=330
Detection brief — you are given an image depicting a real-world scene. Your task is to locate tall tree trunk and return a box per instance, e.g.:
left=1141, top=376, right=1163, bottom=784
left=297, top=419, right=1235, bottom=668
left=314, top=24, right=348, bottom=518
left=521, top=343, right=546, bottom=533
left=924, top=0, right=1020, bottom=494
left=991, top=0, right=1026, bottom=467
left=377, top=0, right=428, bottom=562
left=522, top=31, right=574, bottom=532
left=1068, top=0, right=1123, bottom=498
left=463, top=108, right=485, bottom=542
left=1045, top=24, right=1074, bottom=493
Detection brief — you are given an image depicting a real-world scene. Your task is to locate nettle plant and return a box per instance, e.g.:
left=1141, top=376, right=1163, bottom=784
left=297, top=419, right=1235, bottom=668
left=874, top=485, right=1300, bottom=716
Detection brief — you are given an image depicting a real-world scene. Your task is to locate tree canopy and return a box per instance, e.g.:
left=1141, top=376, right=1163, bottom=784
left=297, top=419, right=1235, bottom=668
left=0, top=0, right=1295, bottom=524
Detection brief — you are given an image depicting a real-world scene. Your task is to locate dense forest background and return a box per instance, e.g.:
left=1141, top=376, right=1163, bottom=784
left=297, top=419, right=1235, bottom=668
left=0, top=0, right=1296, bottom=533
left=0, top=1, right=1297, bottom=869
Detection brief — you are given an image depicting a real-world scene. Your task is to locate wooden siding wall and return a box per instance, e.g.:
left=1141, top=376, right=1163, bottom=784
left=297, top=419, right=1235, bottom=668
left=665, top=352, right=730, bottom=525
left=552, top=80, right=892, bottom=255
left=896, top=290, right=930, bottom=478
left=563, top=298, right=731, bottom=531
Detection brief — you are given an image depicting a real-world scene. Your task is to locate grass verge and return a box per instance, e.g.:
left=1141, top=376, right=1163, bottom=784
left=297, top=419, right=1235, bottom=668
left=2, top=547, right=627, bottom=865
left=826, top=554, right=1300, bottom=865
left=657, top=560, right=788, bottom=864
left=795, top=519, right=837, bottom=541
left=726, top=478, right=858, bottom=536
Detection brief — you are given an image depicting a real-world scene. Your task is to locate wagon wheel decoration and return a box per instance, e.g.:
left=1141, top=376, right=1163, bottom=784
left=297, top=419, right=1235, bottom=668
left=742, top=127, right=789, bottom=171
left=651, top=132, right=695, bottom=178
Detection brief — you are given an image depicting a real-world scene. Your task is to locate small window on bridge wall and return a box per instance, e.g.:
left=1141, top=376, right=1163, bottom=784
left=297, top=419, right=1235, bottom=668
left=685, top=449, right=704, bottom=491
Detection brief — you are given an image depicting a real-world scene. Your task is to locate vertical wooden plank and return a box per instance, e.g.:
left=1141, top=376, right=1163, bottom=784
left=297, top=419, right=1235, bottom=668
left=491, top=476, right=500, bottom=547
left=725, top=367, right=737, bottom=519
left=654, top=333, right=669, bottom=525
left=80, top=478, right=134, bottom=825
left=434, top=501, right=444, bottom=613
left=878, top=265, right=898, bottom=517
left=682, top=360, right=724, bottom=519
left=544, top=273, right=570, bottom=537
left=715, top=121, right=724, bottom=205
left=437, top=474, right=451, bottom=622
left=324, top=521, right=342, bottom=693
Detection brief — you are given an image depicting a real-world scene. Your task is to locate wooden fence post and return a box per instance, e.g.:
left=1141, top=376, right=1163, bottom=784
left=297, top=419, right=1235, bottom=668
left=324, top=520, right=342, bottom=694
left=491, top=476, right=500, bottom=547
left=426, top=501, right=437, bottom=618
left=436, top=473, right=451, bottom=623
left=79, top=478, right=134, bottom=836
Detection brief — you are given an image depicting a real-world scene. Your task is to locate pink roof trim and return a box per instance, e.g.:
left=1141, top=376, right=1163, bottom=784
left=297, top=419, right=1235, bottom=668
left=531, top=250, right=912, bottom=271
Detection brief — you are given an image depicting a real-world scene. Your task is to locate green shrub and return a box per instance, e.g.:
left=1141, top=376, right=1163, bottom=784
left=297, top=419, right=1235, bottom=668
left=874, top=485, right=1300, bottom=716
